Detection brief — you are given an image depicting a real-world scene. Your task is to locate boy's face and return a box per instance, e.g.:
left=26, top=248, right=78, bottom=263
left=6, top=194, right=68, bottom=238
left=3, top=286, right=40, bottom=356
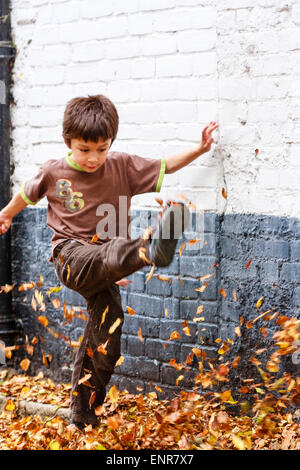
left=67, top=137, right=112, bottom=173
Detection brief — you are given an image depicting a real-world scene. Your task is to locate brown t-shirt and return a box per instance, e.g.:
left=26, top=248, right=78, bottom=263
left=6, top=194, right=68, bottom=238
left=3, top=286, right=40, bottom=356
left=20, top=151, right=166, bottom=262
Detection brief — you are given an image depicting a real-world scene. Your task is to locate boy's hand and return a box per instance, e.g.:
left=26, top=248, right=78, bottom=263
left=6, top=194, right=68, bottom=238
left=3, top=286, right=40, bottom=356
left=0, top=211, right=12, bottom=235
left=197, top=121, right=219, bottom=154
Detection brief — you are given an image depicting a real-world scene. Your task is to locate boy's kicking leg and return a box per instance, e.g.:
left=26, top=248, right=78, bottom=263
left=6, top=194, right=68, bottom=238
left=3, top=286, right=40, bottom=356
left=53, top=202, right=190, bottom=428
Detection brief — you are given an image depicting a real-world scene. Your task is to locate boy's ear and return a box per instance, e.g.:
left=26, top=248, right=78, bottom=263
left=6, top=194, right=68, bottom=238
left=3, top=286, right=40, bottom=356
left=62, top=134, right=71, bottom=149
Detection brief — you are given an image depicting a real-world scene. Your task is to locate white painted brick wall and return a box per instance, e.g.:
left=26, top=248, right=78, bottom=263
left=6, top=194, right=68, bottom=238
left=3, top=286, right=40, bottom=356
left=9, top=0, right=300, bottom=218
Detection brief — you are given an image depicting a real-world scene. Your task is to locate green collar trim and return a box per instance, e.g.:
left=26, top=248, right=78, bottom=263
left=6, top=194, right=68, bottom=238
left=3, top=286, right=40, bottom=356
left=65, top=152, right=85, bottom=172
left=155, top=158, right=166, bottom=192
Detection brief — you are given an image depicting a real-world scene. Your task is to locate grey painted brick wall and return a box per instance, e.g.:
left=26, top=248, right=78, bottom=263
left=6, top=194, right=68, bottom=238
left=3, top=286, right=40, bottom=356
left=6, top=207, right=300, bottom=399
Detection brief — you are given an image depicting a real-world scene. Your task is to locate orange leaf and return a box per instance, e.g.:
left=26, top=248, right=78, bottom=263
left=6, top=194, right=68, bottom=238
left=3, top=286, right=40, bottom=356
left=20, top=358, right=30, bottom=371
left=218, top=288, right=227, bottom=298
left=234, top=326, right=241, bottom=337
left=183, top=326, right=191, bottom=337
left=146, top=264, right=155, bottom=284
left=233, top=290, right=237, bottom=302
left=221, top=187, right=227, bottom=199
left=138, top=327, right=144, bottom=343
left=246, top=321, right=253, bottom=330
left=99, top=305, right=109, bottom=330
left=38, top=315, right=49, bottom=327
left=126, top=306, right=136, bottom=316
left=169, top=330, right=181, bottom=340
left=232, top=356, right=241, bottom=368
left=244, top=258, right=253, bottom=269
left=179, top=242, right=186, bottom=257
left=90, top=234, right=99, bottom=243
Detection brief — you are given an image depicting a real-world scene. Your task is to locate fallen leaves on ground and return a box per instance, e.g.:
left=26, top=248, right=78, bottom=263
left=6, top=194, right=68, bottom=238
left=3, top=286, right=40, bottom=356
left=0, top=366, right=299, bottom=450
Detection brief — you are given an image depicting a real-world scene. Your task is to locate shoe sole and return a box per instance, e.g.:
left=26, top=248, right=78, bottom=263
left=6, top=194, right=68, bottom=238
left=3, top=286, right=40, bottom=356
left=150, top=203, right=190, bottom=267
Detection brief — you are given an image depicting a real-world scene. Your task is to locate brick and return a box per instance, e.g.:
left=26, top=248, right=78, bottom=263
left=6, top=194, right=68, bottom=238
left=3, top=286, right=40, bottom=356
left=265, top=240, right=289, bottom=260
left=291, top=241, right=300, bottom=261
left=293, top=287, right=300, bottom=307
left=180, top=343, right=217, bottom=364
left=105, top=38, right=140, bottom=60
left=261, top=261, right=279, bottom=284
left=180, top=300, right=219, bottom=323
left=280, top=263, right=300, bottom=283
left=172, top=277, right=199, bottom=299
left=180, top=256, right=217, bottom=278
left=220, top=301, right=239, bottom=323
left=127, top=335, right=145, bottom=356
left=146, top=276, right=172, bottom=297
left=161, top=364, right=195, bottom=387
left=140, top=34, right=177, bottom=56
left=160, top=319, right=198, bottom=343
left=220, top=236, right=239, bottom=258
left=164, top=298, right=180, bottom=319
left=145, top=338, right=180, bottom=362
left=178, top=30, right=216, bottom=53
left=156, top=56, right=193, bottom=78
left=127, top=293, right=164, bottom=317
left=123, top=314, right=160, bottom=337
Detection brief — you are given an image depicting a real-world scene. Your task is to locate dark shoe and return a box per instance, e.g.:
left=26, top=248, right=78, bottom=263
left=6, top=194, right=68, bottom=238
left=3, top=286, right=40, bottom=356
left=70, top=420, right=86, bottom=432
left=149, top=202, right=190, bottom=267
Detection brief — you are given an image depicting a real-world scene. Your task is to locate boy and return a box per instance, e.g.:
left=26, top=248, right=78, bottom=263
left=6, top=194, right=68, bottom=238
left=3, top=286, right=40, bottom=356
left=0, top=94, right=218, bottom=431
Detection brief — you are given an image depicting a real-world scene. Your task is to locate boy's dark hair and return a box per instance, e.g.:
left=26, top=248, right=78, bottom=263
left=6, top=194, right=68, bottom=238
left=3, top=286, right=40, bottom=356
left=62, top=94, right=119, bottom=146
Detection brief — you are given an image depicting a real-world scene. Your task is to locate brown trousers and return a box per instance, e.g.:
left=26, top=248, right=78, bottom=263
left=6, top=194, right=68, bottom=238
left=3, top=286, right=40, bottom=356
left=53, top=237, right=149, bottom=424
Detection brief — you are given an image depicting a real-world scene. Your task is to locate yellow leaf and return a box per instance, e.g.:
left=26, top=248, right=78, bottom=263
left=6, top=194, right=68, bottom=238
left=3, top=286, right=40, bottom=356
left=115, top=356, right=124, bottom=367
left=176, top=375, right=184, bottom=386
left=4, top=399, right=16, bottom=411
left=49, top=440, right=60, bottom=451
left=109, top=318, right=122, bottom=334
left=200, top=274, right=213, bottom=283
left=165, top=308, right=168, bottom=318
left=108, top=384, right=119, bottom=403
left=156, top=274, right=172, bottom=283
left=232, top=435, right=245, bottom=450
left=66, top=264, right=71, bottom=281
left=46, top=286, right=62, bottom=295
left=78, top=373, right=92, bottom=385
left=256, top=296, right=264, bottom=309
left=196, top=305, right=204, bottom=315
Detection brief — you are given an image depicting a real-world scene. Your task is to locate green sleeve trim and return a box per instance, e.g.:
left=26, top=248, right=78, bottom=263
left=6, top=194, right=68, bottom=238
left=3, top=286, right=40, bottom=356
left=65, top=153, right=85, bottom=172
left=155, top=158, right=166, bottom=192
left=20, top=182, right=37, bottom=206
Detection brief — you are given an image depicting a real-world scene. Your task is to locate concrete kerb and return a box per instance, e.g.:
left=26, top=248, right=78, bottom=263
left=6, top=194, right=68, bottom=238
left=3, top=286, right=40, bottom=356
left=0, top=391, right=70, bottom=421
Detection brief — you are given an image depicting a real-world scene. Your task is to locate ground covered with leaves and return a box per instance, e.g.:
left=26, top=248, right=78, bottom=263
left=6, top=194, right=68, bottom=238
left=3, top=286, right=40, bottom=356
left=0, top=251, right=300, bottom=450
left=0, top=351, right=299, bottom=451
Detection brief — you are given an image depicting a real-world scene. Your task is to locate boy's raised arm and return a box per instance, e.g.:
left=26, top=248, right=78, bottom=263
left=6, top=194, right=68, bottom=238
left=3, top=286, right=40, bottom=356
left=0, top=192, right=28, bottom=235
left=165, top=121, right=219, bottom=174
